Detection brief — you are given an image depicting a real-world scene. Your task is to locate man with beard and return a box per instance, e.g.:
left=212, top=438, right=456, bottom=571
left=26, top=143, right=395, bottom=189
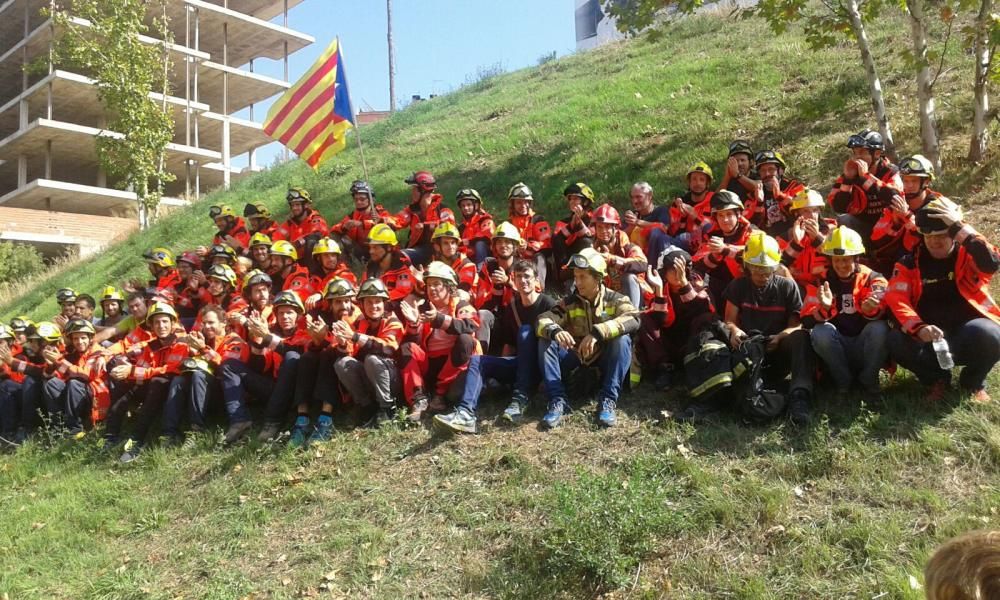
left=746, top=150, right=804, bottom=237
left=717, top=140, right=758, bottom=204
left=669, top=163, right=716, bottom=251
left=208, top=204, right=250, bottom=254
left=268, top=240, right=313, bottom=302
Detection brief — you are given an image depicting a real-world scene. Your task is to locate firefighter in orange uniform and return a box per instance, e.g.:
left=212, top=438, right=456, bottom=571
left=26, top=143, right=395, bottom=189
left=506, top=182, right=552, bottom=288
left=455, top=188, right=494, bottom=266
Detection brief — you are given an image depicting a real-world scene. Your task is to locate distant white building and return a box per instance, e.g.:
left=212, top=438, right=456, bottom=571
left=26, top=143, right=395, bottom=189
left=575, top=0, right=625, bottom=51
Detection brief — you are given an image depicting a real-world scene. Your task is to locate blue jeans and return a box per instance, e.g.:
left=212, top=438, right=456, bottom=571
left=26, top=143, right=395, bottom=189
left=163, top=370, right=214, bottom=436
left=44, top=378, right=91, bottom=431
left=888, top=317, right=1000, bottom=390
left=620, top=273, right=642, bottom=309
left=218, top=353, right=301, bottom=425
left=539, top=334, right=632, bottom=405
left=646, top=229, right=690, bottom=265
left=810, top=320, right=888, bottom=392
left=0, top=379, right=22, bottom=433
left=458, top=324, right=540, bottom=413
left=19, top=375, right=44, bottom=429
left=471, top=240, right=490, bottom=267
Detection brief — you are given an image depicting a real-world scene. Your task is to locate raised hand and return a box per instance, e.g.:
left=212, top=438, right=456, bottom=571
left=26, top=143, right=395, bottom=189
left=399, top=299, right=421, bottom=325
left=818, top=281, right=834, bottom=309
left=646, top=266, right=663, bottom=295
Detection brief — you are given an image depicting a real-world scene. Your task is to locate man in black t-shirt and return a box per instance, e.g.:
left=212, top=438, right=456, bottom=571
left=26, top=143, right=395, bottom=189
left=434, top=260, right=557, bottom=433
left=723, top=232, right=816, bottom=425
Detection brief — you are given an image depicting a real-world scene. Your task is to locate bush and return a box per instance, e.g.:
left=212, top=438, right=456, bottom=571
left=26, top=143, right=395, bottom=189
left=0, top=241, right=44, bottom=285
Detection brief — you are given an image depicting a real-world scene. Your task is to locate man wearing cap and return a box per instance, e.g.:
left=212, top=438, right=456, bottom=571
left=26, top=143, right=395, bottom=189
left=393, top=171, right=455, bottom=267
left=398, top=261, right=481, bottom=421
left=885, top=198, right=1000, bottom=403
left=591, top=203, right=650, bottom=308
left=669, top=165, right=716, bottom=252
left=329, top=180, right=392, bottom=267
left=828, top=129, right=903, bottom=240
left=801, top=227, right=889, bottom=403
left=474, top=222, right=523, bottom=353
left=455, top=188, right=495, bottom=266
left=435, top=259, right=556, bottom=433
left=141, top=247, right=183, bottom=294
left=552, top=183, right=596, bottom=286
left=536, top=248, right=640, bottom=429
left=722, top=232, right=815, bottom=425
left=52, top=288, right=78, bottom=328
left=209, top=205, right=250, bottom=253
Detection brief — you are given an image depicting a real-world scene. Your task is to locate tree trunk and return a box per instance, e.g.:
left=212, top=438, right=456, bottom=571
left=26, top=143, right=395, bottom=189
left=845, top=0, right=896, bottom=159
left=387, top=0, right=396, bottom=113
left=969, top=0, right=993, bottom=162
left=905, top=0, right=941, bottom=172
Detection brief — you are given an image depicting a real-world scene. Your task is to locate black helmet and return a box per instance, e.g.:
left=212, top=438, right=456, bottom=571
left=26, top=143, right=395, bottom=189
left=754, top=150, right=787, bottom=170
left=56, top=288, right=78, bottom=304
left=710, top=190, right=744, bottom=213
left=350, top=180, right=374, bottom=198
left=656, top=245, right=693, bottom=274
left=728, top=139, right=753, bottom=158
left=847, top=129, right=884, bottom=151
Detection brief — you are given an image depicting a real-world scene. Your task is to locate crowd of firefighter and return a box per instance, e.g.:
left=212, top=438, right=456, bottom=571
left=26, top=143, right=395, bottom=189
left=0, top=130, right=997, bottom=462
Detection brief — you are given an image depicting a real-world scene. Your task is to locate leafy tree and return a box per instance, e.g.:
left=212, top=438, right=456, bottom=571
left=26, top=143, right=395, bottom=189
left=0, top=242, right=45, bottom=286
left=44, top=0, right=175, bottom=229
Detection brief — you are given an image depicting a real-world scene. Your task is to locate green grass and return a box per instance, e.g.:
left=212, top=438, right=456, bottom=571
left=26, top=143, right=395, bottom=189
left=1, top=12, right=999, bottom=599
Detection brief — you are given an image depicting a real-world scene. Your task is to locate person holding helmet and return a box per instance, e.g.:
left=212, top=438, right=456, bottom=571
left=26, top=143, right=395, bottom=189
left=455, top=188, right=495, bottom=266
left=693, top=190, right=755, bottom=305
left=780, top=188, right=839, bottom=291
left=398, top=261, right=481, bottom=421
left=431, top=222, right=478, bottom=295
left=801, top=227, right=889, bottom=403
left=52, top=288, right=78, bottom=327
left=591, top=203, right=650, bottom=308
left=0, top=322, right=58, bottom=442
left=208, top=205, right=250, bottom=253
left=722, top=232, right=815, bottom=425
left=746, top=150, right=804, bottom=237
left=162, top=304, right=249, bottom=446
left=46, top=318, right=110, bottom=439
left=552, top=182, right=597, bottom=282
left=243, top=203, right=283, bottom=240
left=306, top=237, right=357, bottom=312
left=636, top=247, right=717, bottom=391
left=828, top=129, right=903, bottom=240
left=435, top=259, right=556, bottom=433
left=364, top=223, right=417, bottom=304
left=329, top=180, right=392, bottom=266
left=292, top=278, right=362, bottom=447
left=473, top=222, right=524, bottom=352
left=331, top=278, right=406, bottom=427
left=247, top=233, right=273, bottom=272
left=885, top=198, right=1000, bottom=403
left=718, top=140, right=758, bottom=203
left=141, top=247, right=182, bottom=294
left=103, top=302, right=190, bottom=462
left=278, top=186, right=328, bottom=262
left=392, top=171, right=455, bottom=267
left=536, top=248, right=639, bottom=428
left=869, top=154, right=944, bottom=276
left=506, top=182, right=552, bottom=287
left=625, top=182, right=673, bottom=257
left=268, top=240, right=313, bottom=302
left=669, top=164, right=716, bottom=250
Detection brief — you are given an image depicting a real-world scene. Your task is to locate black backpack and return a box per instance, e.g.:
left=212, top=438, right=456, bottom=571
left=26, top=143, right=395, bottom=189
left=731, top=334, right=787, bottom=421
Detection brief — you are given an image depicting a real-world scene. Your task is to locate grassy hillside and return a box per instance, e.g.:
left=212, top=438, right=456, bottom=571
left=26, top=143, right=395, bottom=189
left=1, top=13, right=999, bottom=599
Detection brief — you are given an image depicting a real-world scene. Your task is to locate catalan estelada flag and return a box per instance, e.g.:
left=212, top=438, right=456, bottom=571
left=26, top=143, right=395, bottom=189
left=263, top=37, right=355, bottom=170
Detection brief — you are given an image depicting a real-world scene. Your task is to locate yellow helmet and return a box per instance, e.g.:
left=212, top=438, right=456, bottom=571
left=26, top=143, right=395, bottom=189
left=143, top=247, right=175, bottom=268
left=312, top=237, right=342, bottom=256
left=208, top=204, right=236, bottom=220
left=425, top=261, right=459, bottom=287
left=249, top=232, right=272, bottom=248
left=323, top=277, right=357, bottom=300
left=269, top=240, right=298, bottom=261
left=491, top=221, right=523, bottom=245
left=686, top=161, right=714, bottom=183
left=244, top=202, right=272, bottom=220
left=566, top=247, right=608, bottom=277
left=368, top=223, right=398, bottom=246
left=206, top=264, right=239, bottom=289
left=100, top=286, right=125, bottom=302
left=563, top=182, right=596, bottom=207
left=791, top=188, right=826, bottom=212
left=10, top=316, right=35, bottom=333
left=286, top=187, right=312, bottom=204
left=33, top=321, right=63, bottom=343
left=821, top=226, right=866, bottom=257
left=146, top=301, right=178, bottom=323
left=431, top=222, right=461, bottom=241
left=743, top=231, right=782, bottom=268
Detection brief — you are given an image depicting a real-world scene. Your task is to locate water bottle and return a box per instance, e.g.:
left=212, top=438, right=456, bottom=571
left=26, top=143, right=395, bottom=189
left=932, top=338, right=955, bottom=370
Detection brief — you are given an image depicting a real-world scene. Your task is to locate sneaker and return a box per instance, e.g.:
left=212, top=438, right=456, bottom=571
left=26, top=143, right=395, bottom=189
left=674, top=401, right=718, bottom=424
left=596, top=399, right=617, bottom=428
left=967, top=388, right=992, bottom=404
left=288, top=417, right=311, bottom=449
left=787, top=390, right=812, bottom=427
left=501, top=394, right=529, bottom=424
left=925, top=380, right=950, bottom=403
left=223, top=421, right=253, bottom=446
left=427, top=394, right=449, bottom=415
left=307, top=416, right=335, bottom=445
left=433, top=407, right=477, bottom=434
left=541, top=398, right=569, bottom=430
left=257, top=421, right=284, bottom=443
left=119, top=439, right=142, bottom=463
left=408, top=393, right=429, bottom=422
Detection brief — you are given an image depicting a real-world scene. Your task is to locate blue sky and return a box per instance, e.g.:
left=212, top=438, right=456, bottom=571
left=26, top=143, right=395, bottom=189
left=235, top=0, right=578, bottom=167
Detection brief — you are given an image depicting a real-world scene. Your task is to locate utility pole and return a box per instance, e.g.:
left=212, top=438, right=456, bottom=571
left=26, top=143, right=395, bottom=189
left=387, top=0, right=396, bottom=112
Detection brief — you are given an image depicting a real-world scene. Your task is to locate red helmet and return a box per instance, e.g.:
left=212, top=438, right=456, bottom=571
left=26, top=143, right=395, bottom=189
left=592, top=203, right=621, bottom=226
left=178, top=251, right=201, bottom=266
left=404, top=171, right=436, bottom=192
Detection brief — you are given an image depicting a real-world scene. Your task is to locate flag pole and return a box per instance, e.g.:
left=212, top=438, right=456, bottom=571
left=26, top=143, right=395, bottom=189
left=338, top=37, right=370, bottom=181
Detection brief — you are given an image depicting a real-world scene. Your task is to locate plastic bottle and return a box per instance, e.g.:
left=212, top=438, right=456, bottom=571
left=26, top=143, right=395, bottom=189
left=932, top=338, right=955, bottom=370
